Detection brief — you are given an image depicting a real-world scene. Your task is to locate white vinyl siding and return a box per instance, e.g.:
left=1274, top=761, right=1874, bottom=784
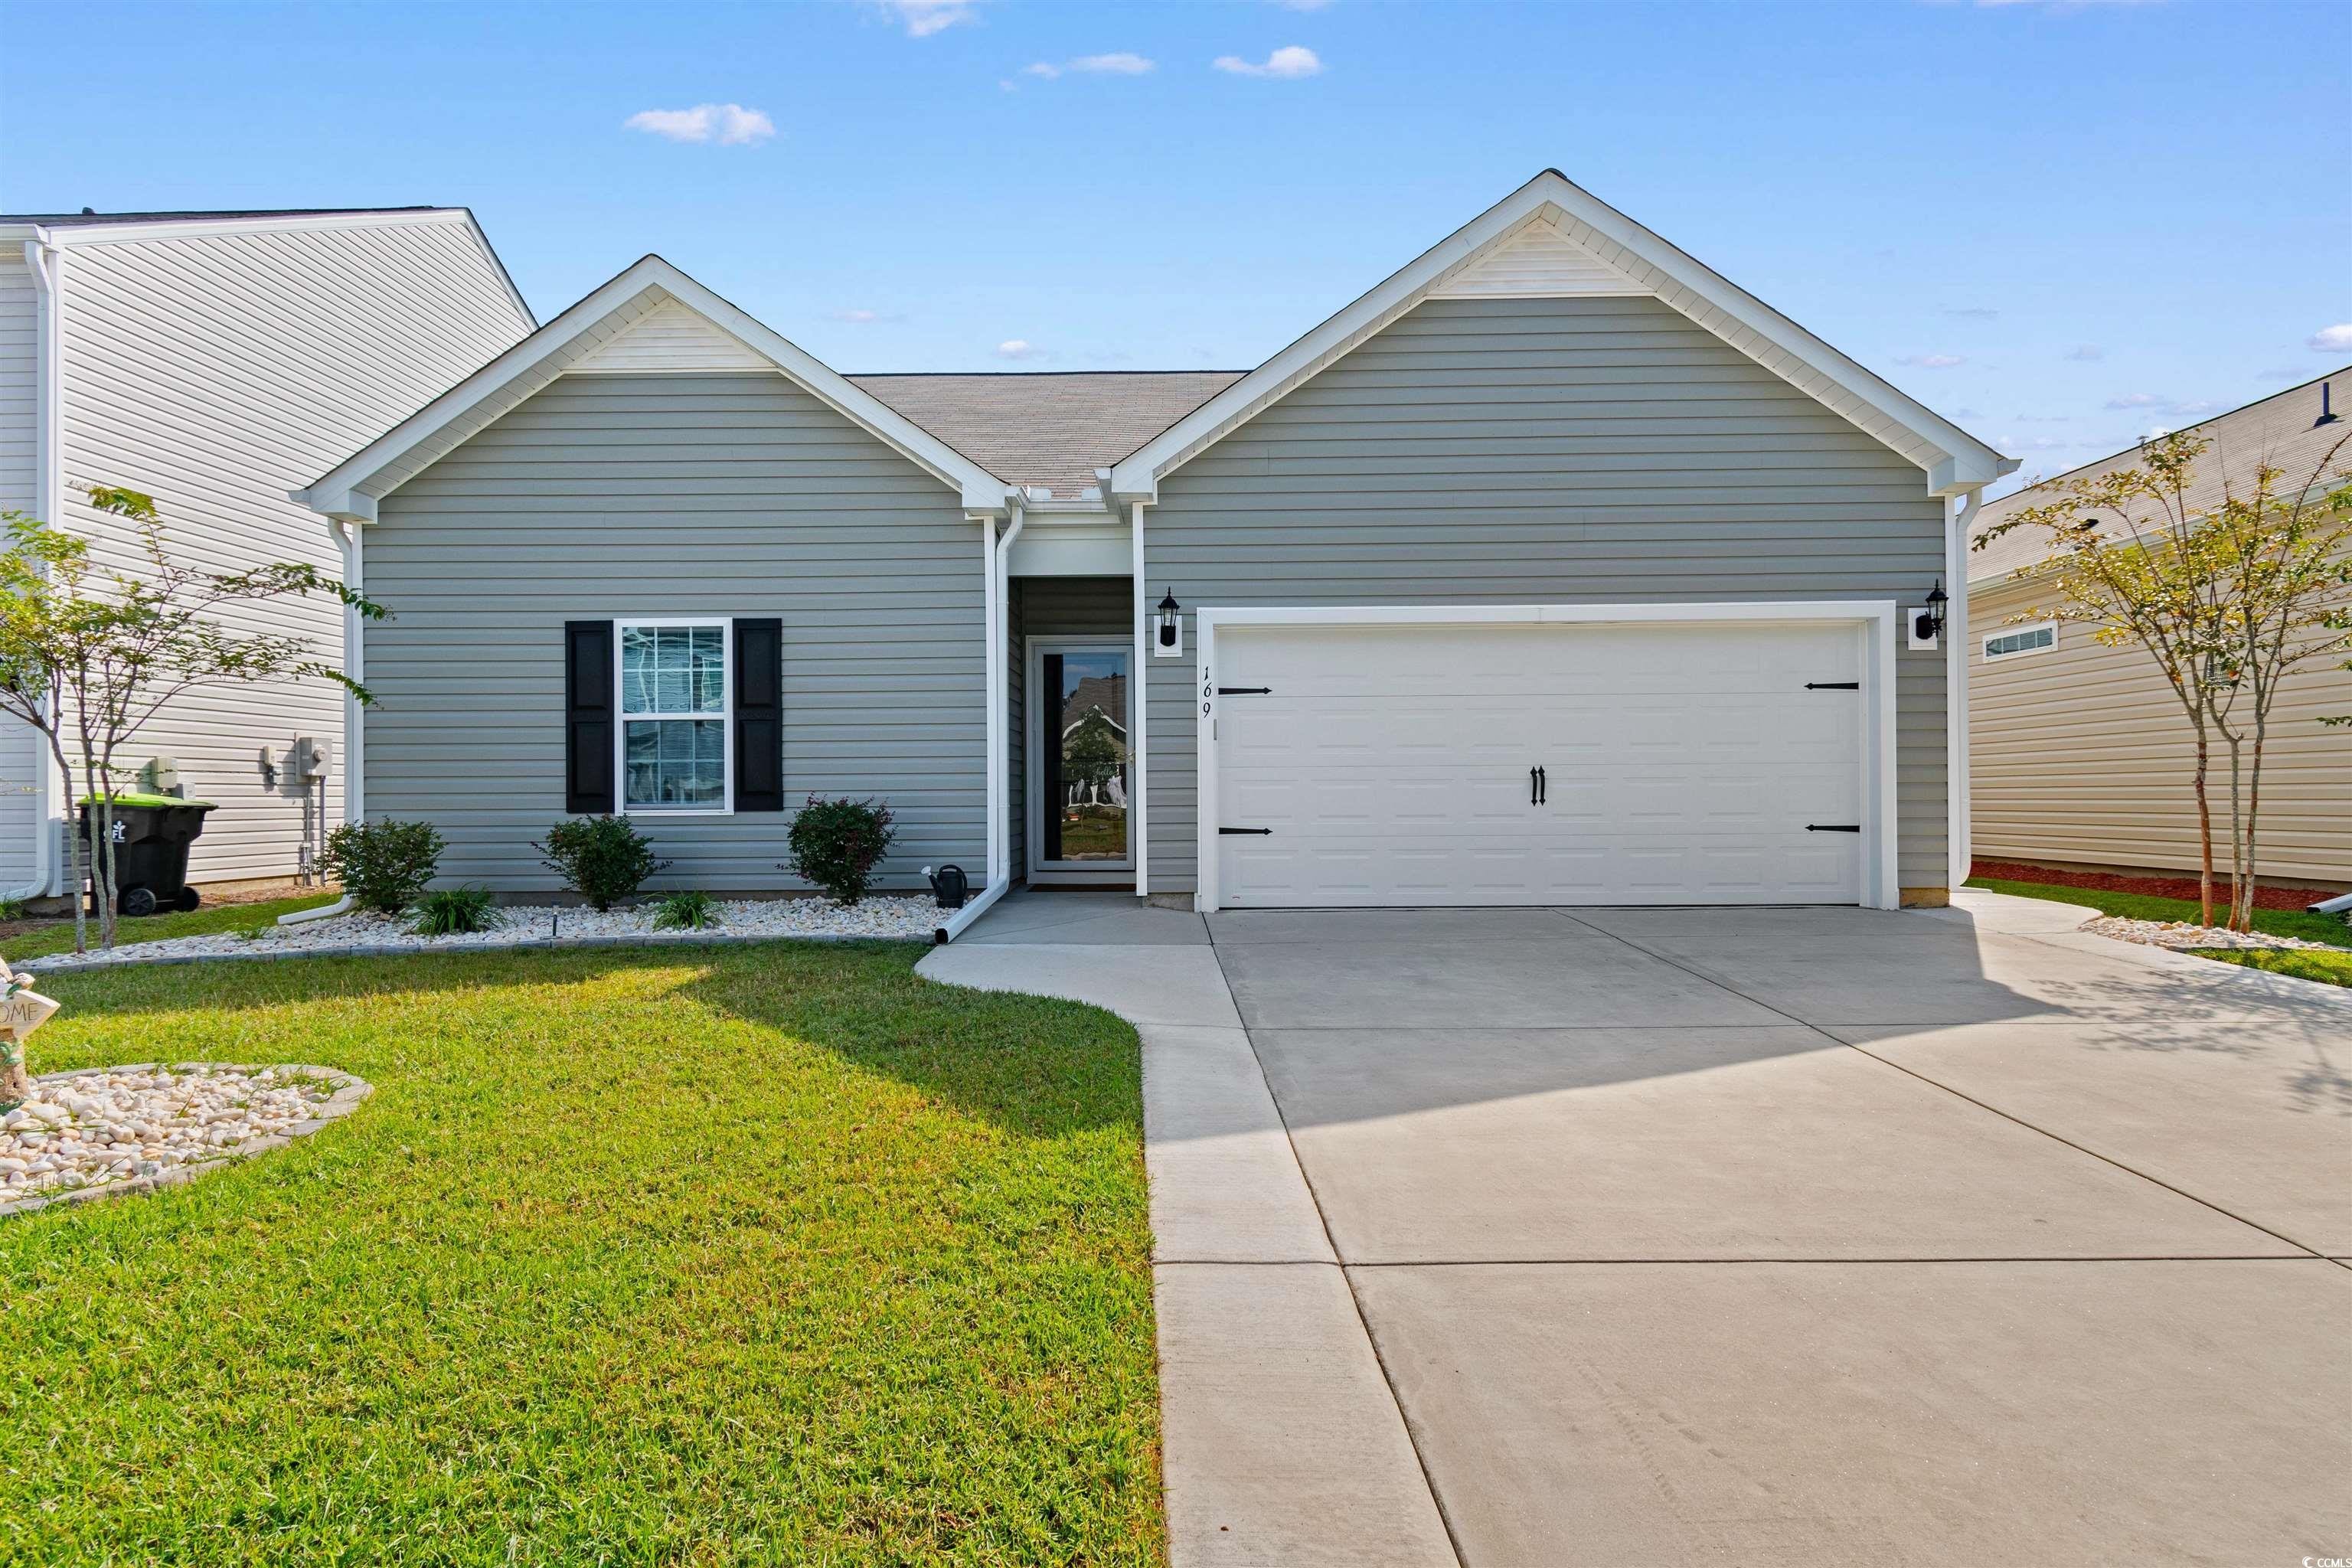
left=0, top=257, right=42, bottom=889
left=44, top=216, right=529, bottom=889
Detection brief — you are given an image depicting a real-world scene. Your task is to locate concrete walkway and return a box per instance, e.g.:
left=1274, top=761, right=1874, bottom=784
left=921, top=890, right=2352, bottom=1566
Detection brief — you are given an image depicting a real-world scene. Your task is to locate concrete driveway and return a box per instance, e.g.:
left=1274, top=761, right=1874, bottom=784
left=922, top=892, right=2352, bottom=1567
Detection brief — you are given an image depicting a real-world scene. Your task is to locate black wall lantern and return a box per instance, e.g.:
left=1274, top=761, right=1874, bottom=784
left=1156, top=588, right=1182, bottom=652
left=1915, top=579, right=1948, bottom=643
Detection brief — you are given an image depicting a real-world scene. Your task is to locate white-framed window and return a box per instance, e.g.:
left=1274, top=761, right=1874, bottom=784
left=616, top=617, right=733, bottom=814
left=1981, top=621, right=2058, bottom=662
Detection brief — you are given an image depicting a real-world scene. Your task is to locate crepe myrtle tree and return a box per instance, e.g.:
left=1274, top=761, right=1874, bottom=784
left=0, top=486, right=382, bottom=952
left=1976, top=430, right=2352, bottom=931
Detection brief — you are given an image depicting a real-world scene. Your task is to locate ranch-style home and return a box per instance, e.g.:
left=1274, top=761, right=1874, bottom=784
left=297, top=171, right=2015, bottom=933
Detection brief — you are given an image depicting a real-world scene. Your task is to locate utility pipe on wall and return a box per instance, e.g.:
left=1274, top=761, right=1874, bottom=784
left=280, top=518, right=364, bottom=925
left=1129, top=500, right=1149, bottom=897
left=935, top=507, right=1020, bottom=943
left=5, top=230, right=63, bottom=905
left=1948, top=489, right=1984, bottom=893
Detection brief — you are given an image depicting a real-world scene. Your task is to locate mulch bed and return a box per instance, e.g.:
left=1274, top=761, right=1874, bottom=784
left=1970, top=860, right=2342, bottom=912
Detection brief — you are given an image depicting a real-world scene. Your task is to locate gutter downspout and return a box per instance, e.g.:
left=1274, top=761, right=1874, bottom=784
left=935, top=505, right=1021, bottom=942
left=5, top=229, right=63, bottom=903
left=1948, top=488, right=1984, bottom=896
left=1129, top=500, right=1148, bottom=898
left=280, top=518, right=364, bottom=924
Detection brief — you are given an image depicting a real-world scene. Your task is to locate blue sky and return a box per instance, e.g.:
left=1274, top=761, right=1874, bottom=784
left=4, top=0, right=2345, bottom=495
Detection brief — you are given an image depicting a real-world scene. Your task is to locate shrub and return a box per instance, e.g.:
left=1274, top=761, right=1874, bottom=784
left=785, top=795, right=897, bottom=906
left=651, top=888, right=718, bottom=931
left=319, top=819, right=445, bottom=916
left=413, top=885, right=499, bottom=936
left=537, top=815, right=668, bottom=911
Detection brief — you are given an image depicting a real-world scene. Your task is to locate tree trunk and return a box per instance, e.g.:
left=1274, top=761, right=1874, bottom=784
left=2220, top=730, right=2245, bottom=934
left=2190, top=727, right=2215, bottom=927
left=47, top=733, right=87, bottom=956
left=2236, top=723, right=2268, bottom=933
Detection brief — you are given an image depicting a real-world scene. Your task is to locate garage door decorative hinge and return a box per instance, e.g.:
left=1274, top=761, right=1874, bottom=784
left=1218, top=827, right=1274, bottom=835
left=1804, top=681, right=1860, bottom=691
left=1805, top=824, right=1862, bottom=832
left=1216, top=686, right=1272, bottom=695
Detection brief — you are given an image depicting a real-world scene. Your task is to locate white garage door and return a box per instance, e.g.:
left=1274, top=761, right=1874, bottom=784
left=1210, top=619, right=1869, bottom=907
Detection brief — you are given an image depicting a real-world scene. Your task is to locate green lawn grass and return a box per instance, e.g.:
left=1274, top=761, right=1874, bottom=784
left=2, top=889, right=342, bottom=962
left=1965, top=876, right=2352, bottom=949
left=1, top=942, right=1161, bottom=1564
left=2187, top=946, right=2352, bottom=988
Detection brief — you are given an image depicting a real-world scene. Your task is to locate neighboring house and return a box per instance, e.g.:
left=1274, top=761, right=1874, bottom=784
left=0, top=207, right=534, bottom=905
left=296, top=171, right=2014, bottom=923
left=1966, top=372, right=2352, bottom=890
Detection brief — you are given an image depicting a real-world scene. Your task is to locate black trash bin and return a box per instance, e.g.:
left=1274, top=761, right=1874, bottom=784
left=78, top=793, right=217, bottom=916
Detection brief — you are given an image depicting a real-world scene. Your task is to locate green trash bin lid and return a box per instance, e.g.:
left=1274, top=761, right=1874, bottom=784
left=77, top=792, right=217, bottom=809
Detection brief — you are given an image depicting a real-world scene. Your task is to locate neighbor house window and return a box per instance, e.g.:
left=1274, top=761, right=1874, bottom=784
left=1981, top=622, right=2057, bottom=662
left=618, top=619, right=731, bottom=812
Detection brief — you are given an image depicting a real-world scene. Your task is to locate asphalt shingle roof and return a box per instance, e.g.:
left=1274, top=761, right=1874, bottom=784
left=849, top=371, right=1245, bottom=498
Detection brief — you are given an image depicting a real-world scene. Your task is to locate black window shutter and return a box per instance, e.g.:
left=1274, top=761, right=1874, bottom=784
left=564, top=620, right=615, bottom=815
left=734, top=618, right=784, bottom=812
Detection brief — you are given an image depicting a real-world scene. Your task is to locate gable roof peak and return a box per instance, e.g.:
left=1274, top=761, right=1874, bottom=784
left=298, top=253, right=1014, bottom=521
left=1109, top=170, right=2014, bottom=501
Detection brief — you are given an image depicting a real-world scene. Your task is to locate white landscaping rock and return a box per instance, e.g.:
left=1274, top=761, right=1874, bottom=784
left=2081, top=914, right=2343, bottom=954
left=0, top=1063, right=371, bottom=1218
left=18, top=896, right=941, bottom=974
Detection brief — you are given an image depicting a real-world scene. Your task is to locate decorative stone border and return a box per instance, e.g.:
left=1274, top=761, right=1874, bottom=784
left=0, top=1062, right=372, bottom=1220
left=16, top=926, right=921, bottom=977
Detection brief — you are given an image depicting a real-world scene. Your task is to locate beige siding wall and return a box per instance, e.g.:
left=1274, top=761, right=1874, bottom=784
left=1969, top=574, right=2352, bottom=886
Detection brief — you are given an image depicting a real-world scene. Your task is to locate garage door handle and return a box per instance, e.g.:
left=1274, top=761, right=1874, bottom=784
left=1805, top=681, right=1860, bottom=691
left=1806, top=824, right=1862, bottom=832
left=1219, top=827, right=1273, bottom=836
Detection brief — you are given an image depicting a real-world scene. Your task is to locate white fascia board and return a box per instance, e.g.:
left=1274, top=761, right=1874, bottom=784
left=21, top=208, right=537, bottom=338
left=298, top=254, right=1014, bottom=522
left=1110, top=170, right=2011, bottom=500
left=29, top=207, right=475, bottom=247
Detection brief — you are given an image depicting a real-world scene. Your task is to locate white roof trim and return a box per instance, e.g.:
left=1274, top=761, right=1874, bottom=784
left=0, top=207, right=536, bottom=331
left=1109, top=171, right=2015, bottom=501
left=298, top=256, right=1012, bottom=519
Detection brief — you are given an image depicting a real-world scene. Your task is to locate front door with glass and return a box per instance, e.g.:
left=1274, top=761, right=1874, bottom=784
left=1027, top=640, right=1132, bottom=880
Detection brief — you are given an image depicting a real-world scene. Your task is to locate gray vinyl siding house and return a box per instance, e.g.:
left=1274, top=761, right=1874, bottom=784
left=1138, top=293, right=1953, bottom=896
left=300, top=172, right=2011, bottom=924
left=365, top=373, right=985, bottom=890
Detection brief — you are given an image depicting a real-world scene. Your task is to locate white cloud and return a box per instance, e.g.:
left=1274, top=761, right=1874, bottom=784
left=995, top=339, right=1043, bottom=361
left=2309, top=322, right=2352, bottom=352
left=2000, top=434, right=2079, bottom=452
left=2106, top=392, right=2222, bottom=419
left=873, top=1, right=975, bottom=37
left=1214, top=44, right=1324, bottom=77
left=623, top=103, right=776, bottom=145
left=2066, top=344, right=2103, bottom=361
left=1024, top=51, right=1153, bottom=79
left=2105, top=392, right=2162, bottom=409
left=1896, top=353, right=1965, bottom=368
left=831, top=309, right=905, bottom=325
